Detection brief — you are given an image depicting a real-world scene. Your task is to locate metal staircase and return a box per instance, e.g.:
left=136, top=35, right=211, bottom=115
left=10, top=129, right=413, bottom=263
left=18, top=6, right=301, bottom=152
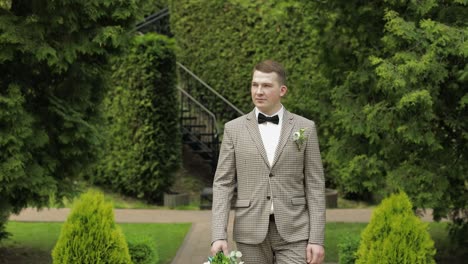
left=135, top=8, right=244, bottom=177
left=177, top=63, right=244, bottom=175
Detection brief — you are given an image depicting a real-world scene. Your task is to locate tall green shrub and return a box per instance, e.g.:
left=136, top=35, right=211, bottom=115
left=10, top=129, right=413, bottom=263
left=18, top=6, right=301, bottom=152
left=52, top=190, right=132, bottom=264
left=94, top=33, right=180, bottom=202
left=356, top=192, right=436, bottom=264
left=0, top=0, right=149, bottom=240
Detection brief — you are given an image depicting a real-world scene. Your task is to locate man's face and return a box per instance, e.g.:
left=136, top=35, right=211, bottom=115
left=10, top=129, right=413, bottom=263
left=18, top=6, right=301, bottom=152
left=251, top=70, right=287, bottom=115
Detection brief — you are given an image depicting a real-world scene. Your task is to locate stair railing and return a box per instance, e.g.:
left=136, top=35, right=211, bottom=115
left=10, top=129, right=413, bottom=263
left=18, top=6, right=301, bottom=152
left=133, top=8, right=245, bottom=176
left=132, top=7, right=171, bottom=36
left=177, top=63, right=244, bottom=129
left=178, top=86, right=219, bottom=174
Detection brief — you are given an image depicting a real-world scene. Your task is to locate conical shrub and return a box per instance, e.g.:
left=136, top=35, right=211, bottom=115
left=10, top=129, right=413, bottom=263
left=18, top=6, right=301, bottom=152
left=356, top=192, right=436, bottom=264
left=52, top=190, right=132, bottom=264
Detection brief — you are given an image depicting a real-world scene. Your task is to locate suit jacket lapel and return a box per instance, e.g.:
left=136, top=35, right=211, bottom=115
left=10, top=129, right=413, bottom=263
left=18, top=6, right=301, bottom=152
left=272, top=110, right=295, bottom=169
left=245, top=110, right=270, bottom=169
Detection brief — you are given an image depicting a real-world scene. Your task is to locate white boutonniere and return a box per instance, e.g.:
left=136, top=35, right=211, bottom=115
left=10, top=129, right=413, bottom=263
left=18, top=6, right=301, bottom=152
left=293, top=128, right=307, bottom=150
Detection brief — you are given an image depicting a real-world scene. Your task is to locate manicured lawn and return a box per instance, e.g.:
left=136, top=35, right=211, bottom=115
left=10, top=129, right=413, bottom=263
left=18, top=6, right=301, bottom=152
left=324, top=222, right=367, bottom=262
left=0, top=221, right=461, bottom=264
left=0, top=221, right=191, bottom=264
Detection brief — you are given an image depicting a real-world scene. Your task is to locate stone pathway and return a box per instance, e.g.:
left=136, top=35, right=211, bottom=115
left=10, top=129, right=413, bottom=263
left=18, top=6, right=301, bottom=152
left=9, top=208, right=440, bottom=264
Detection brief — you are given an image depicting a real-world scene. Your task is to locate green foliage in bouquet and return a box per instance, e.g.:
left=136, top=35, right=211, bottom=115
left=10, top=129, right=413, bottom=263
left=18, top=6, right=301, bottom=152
left=356, top=192, right=436, bottom=264
left=52, top=190, right=132, bottom=264
left=205, top=251, right=243, bottom=264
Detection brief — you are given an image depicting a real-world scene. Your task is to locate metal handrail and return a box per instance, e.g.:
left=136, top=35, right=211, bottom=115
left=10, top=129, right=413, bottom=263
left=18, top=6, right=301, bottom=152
left=177, top=85, right=218, bottom=130
left=138, top=7, right=169, bottom=23
left=132, top=8, right=169, bottom=33
left=177, top=62, right=245, bottom=116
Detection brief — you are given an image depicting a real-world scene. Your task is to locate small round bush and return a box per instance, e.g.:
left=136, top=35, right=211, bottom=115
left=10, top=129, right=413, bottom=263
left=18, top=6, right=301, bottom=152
left=52, top=190, right=132, bottom=264
left=338, top=233, right=360, bottom=264
left=127, top=236, right=159, bottom=264
left=356, top=192, right=436, bottom=264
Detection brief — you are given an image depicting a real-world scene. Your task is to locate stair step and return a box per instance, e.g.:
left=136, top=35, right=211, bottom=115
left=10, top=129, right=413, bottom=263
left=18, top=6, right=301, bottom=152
left=183, top=140, right=210, bottom=146
left=197, top=133, right=215, bottom=136
left=181, top=116, right=197, bottom=120
left=193, top=149, right=213, bottom=154
left=182, top=130, right=214, bottom=136
left=184, top=124, right=206, bottom=128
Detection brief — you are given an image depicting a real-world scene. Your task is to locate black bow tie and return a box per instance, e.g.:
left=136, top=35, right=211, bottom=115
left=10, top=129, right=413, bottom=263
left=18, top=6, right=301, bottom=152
left=258, top=113, right=279, bottom=124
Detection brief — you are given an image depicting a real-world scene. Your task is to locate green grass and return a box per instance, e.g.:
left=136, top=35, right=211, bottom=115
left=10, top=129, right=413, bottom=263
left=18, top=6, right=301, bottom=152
left=120, top=223, right=191, bottom=263
left=1, top=221, right=461, bottom=264
left=324, top=222, right=367, bottom=262
left=0, top=221, right=191, bottom=264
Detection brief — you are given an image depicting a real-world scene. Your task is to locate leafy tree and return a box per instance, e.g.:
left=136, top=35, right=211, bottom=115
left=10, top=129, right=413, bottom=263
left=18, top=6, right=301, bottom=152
left=319, top=0, right=467, bottom=232
left=0, top=0, right=148, bottom=240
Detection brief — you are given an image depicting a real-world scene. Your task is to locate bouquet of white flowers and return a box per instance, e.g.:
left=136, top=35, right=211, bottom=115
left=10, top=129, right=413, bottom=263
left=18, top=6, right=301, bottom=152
left=203, top=251, right=243, bottom=264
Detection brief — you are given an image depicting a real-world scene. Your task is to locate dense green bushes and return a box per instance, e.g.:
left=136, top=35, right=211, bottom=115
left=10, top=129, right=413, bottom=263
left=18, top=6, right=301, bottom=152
left=128, top=236, right=159, bottom=264
left=356, top=192, right=436, bottom=264
left=338, top=234, right=360, bottom=264
left=0, top=0, right=150, bottom=241
left=52, top=190, right=132, bottom=264
left=169, top=0, right=467, bottom=235
left=93, top=33, right=180, bottom=202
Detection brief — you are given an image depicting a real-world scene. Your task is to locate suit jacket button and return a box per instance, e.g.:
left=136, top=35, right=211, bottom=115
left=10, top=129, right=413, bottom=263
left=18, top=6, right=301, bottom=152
left=269, top=173, right=273, bottom=177
left=267, top=196, right=271, bottom=200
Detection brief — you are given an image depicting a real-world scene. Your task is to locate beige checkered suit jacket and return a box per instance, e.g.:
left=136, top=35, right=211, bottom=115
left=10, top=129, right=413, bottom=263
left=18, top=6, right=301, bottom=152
left=212, top=109, right=326, bottom=245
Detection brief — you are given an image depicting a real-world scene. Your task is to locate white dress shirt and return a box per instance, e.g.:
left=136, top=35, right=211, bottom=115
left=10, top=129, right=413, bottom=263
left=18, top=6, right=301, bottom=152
left=255, top=105, right=284, bottom=214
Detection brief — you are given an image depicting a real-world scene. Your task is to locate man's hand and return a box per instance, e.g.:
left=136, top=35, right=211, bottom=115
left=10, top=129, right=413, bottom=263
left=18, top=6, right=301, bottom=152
left=306, top=243, right=325, bottom=264
left=211, top=240, right=229, bottom=256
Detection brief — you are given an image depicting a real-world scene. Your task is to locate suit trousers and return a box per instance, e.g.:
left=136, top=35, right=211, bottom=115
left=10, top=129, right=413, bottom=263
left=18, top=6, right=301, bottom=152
left=236, top=216, right=308, bottom=264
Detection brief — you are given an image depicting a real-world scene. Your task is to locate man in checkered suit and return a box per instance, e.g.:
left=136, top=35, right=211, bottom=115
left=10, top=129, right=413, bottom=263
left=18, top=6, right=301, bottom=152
left=211, top=60, right=326, bottom=264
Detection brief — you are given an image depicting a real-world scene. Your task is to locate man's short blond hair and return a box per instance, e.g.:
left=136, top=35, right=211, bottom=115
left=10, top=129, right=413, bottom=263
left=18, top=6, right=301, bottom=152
left=253, top=60, right=286, bottom=85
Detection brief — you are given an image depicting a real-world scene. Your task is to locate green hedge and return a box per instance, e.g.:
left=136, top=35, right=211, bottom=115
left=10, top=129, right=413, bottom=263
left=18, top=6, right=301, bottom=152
left=356, top=192, right=436, bottom=264
left=52, top=190, right=132, bottom=264
left=93, top=33, right=180, bottom=202
left=170, top=1, right=324, bottom=117
left=169, top=0, right=467, bottom=238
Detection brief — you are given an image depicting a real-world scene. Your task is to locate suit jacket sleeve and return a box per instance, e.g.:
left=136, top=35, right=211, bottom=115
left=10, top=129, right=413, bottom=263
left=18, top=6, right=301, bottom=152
left=211, top=125, right=237, bottom=243
left=304, top=122, right=326, bottom=245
